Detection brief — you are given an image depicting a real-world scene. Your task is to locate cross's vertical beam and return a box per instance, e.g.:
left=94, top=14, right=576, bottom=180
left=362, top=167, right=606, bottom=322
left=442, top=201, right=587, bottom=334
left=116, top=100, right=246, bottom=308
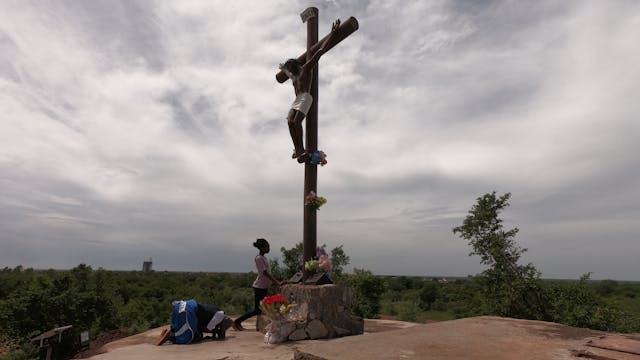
left=302, top=7, right=319, bottom=275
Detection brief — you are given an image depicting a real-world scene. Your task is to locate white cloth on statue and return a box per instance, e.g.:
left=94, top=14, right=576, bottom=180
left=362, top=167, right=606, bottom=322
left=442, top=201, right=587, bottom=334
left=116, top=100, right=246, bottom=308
left=205, top=311, right=226, bottom=331
left=290, top=92, right=313, bottom=116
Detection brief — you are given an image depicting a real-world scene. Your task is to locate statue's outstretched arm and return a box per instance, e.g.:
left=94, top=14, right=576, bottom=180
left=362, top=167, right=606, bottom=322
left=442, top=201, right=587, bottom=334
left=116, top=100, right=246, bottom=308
left=302, top=19, right=341, bottom=73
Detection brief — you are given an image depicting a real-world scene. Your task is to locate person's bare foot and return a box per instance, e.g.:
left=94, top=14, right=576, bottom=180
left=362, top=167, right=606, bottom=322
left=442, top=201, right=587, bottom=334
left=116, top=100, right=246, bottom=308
left=232, top=320, right=245, bottom=331
left=156, top=328, right=170, bottom=346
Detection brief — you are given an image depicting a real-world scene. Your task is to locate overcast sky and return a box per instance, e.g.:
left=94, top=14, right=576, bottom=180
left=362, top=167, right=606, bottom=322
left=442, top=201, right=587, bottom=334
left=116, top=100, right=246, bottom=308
left=1, top=1, right=639, bottom=280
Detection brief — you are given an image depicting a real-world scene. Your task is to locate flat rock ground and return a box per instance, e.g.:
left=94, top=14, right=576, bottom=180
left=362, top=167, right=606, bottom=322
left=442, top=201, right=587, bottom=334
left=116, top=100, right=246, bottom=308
left=86, top=316, right=640, bottom=360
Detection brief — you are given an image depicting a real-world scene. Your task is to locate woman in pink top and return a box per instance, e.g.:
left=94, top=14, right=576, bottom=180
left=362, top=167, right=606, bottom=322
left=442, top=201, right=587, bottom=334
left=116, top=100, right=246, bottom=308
left=233, top=238, right=281, bottom=331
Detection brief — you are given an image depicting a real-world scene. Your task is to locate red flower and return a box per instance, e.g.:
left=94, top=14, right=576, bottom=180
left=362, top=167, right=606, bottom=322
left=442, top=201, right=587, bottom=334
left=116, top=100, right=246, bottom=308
left=262, top=293, right=288, bottom=306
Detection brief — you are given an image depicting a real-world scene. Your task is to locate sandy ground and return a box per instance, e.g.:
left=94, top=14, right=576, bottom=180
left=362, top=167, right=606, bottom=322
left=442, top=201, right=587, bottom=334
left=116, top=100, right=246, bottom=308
left=87, top=316, right=640, bottom=360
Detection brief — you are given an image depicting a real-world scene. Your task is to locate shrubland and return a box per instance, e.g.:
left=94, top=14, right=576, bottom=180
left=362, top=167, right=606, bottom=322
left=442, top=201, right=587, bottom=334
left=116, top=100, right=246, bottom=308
left=2, top=192, right=639, bottom=358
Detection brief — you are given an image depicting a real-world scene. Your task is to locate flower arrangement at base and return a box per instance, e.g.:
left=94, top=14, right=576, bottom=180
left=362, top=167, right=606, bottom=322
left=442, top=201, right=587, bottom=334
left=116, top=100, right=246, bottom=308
left=316, top=244, right=333, bottom=275
left=305, top=191, right=327, bottom=210
left=303, top=245, right=334, bottom=276
left=310, top=150, right=328, bottom=166
left=260, top=293, right=298, bottom=344
left=259, top=293, right=297, bottom=321
left=304, top=258, right=319, bottom=274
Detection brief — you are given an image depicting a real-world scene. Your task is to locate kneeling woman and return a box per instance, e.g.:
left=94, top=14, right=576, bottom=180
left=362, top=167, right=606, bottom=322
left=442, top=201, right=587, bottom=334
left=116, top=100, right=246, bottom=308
left=157, top=301, right=233, bottom=345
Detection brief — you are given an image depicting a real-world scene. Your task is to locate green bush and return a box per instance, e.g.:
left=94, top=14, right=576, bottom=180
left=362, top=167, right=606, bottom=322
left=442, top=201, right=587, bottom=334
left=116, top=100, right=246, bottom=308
left=0, top=341, right=38, bottom=360
left=418, top=282, right=438, bottom=311
left=340, top=269, right=384, bottom=318
left=2, top=261, right=638, bottom=360
left=395, top=301, right=420, bottom=322
left=543, top=275, right=626, bottom=332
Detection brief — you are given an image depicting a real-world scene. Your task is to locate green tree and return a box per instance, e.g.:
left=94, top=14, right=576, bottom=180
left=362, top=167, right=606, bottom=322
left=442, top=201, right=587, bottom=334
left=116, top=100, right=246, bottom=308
left=279, top=242, right=304, bottom=279
left=452, top=192, right=547, bottom=319
left=269, top=258, right=285, bottom=282
left=453, top=192, right=522, bottom=268
left=418, top=282, right=439, bottom=311
left=330, top=245, right=350, bottom=277
left=276, top=242, right=350, bottom=279
left=342, top=269, right=384, bottom=318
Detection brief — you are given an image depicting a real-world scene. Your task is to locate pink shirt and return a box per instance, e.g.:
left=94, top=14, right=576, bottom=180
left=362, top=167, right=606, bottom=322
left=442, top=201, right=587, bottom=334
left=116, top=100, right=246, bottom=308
left=252, top=254, right=272, bottom=289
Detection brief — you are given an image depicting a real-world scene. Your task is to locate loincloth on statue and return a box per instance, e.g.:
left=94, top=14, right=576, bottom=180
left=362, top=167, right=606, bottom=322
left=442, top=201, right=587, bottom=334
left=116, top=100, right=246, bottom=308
left=290, top=92, right=313, bottom=116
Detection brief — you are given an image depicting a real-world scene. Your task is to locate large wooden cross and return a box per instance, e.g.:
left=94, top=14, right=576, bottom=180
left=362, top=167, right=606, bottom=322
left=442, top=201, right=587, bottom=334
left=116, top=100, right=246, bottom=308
left=275, top=8, right=358, bottom=276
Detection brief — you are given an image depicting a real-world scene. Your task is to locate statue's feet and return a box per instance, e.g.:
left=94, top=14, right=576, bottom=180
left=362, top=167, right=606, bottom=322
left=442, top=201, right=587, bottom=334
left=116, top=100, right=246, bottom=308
left=296, top=152, right=310, bottom=163
left=292, top=149, right=306, bottom=159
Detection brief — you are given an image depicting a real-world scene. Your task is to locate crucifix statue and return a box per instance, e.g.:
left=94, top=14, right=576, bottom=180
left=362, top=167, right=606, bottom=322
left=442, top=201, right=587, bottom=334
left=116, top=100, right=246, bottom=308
left=276, top=8, right=358, bottom=277
left=281, top=18, right=340, bottom=163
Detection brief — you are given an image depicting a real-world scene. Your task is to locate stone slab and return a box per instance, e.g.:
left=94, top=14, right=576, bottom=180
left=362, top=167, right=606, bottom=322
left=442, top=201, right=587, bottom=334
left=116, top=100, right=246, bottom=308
left=587, top=336, right=640, bottom=355
left=88, top=317, right=640, bottom=360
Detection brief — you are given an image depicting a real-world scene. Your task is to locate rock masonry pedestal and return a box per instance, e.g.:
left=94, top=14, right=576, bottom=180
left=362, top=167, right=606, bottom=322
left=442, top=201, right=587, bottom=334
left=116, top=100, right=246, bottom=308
left=257, top=284, right=364, bottom=341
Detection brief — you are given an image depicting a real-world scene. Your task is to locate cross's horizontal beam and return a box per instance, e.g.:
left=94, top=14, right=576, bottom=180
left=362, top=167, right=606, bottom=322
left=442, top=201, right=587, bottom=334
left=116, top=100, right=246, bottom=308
left=275, top=16, right=359, bottom=83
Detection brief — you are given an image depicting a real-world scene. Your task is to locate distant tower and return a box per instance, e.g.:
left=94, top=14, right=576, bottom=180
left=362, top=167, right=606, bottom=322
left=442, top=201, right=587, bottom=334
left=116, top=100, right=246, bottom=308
left=142, top=257, right=153, bottom=272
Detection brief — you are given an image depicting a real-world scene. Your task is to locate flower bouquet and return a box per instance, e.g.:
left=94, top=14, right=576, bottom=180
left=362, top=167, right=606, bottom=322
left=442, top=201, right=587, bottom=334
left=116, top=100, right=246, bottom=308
left=304, top=258, right=319, bottom=273
left=259, top=293, right=296, bottom=321
left=316, top=245, right=333, bottom=275
left=259, top=293, right=297, bottom=344
left=304, top=245, right=333, bottom=278
left=303, top=245, right=334, bottom=277
left=305, top=191, right=327, bottom=210
left=310, top=150, right=328, bottom=166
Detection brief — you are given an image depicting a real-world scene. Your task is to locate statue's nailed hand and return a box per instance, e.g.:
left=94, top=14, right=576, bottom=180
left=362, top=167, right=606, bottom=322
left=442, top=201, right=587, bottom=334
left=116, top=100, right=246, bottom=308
left=332, top=19, right=341, bottom=32
left=318, top=19, right=341, bottom=55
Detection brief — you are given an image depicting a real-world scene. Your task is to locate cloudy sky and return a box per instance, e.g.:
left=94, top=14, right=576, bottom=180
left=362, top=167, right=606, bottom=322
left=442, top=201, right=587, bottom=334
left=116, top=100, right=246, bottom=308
left=1, top=1, right=639, bottom=280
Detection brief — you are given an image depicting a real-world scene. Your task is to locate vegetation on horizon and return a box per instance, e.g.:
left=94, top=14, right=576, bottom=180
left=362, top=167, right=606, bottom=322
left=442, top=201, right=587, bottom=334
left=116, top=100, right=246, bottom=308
left=1, top=192, right=639, bottom=359
left=1, top=267, right=639, bottom=359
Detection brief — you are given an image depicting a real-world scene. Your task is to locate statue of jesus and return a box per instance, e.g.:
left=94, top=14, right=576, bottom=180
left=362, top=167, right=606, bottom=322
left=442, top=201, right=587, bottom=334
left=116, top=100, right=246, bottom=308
left=280, top=19, right=340, bottom=162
